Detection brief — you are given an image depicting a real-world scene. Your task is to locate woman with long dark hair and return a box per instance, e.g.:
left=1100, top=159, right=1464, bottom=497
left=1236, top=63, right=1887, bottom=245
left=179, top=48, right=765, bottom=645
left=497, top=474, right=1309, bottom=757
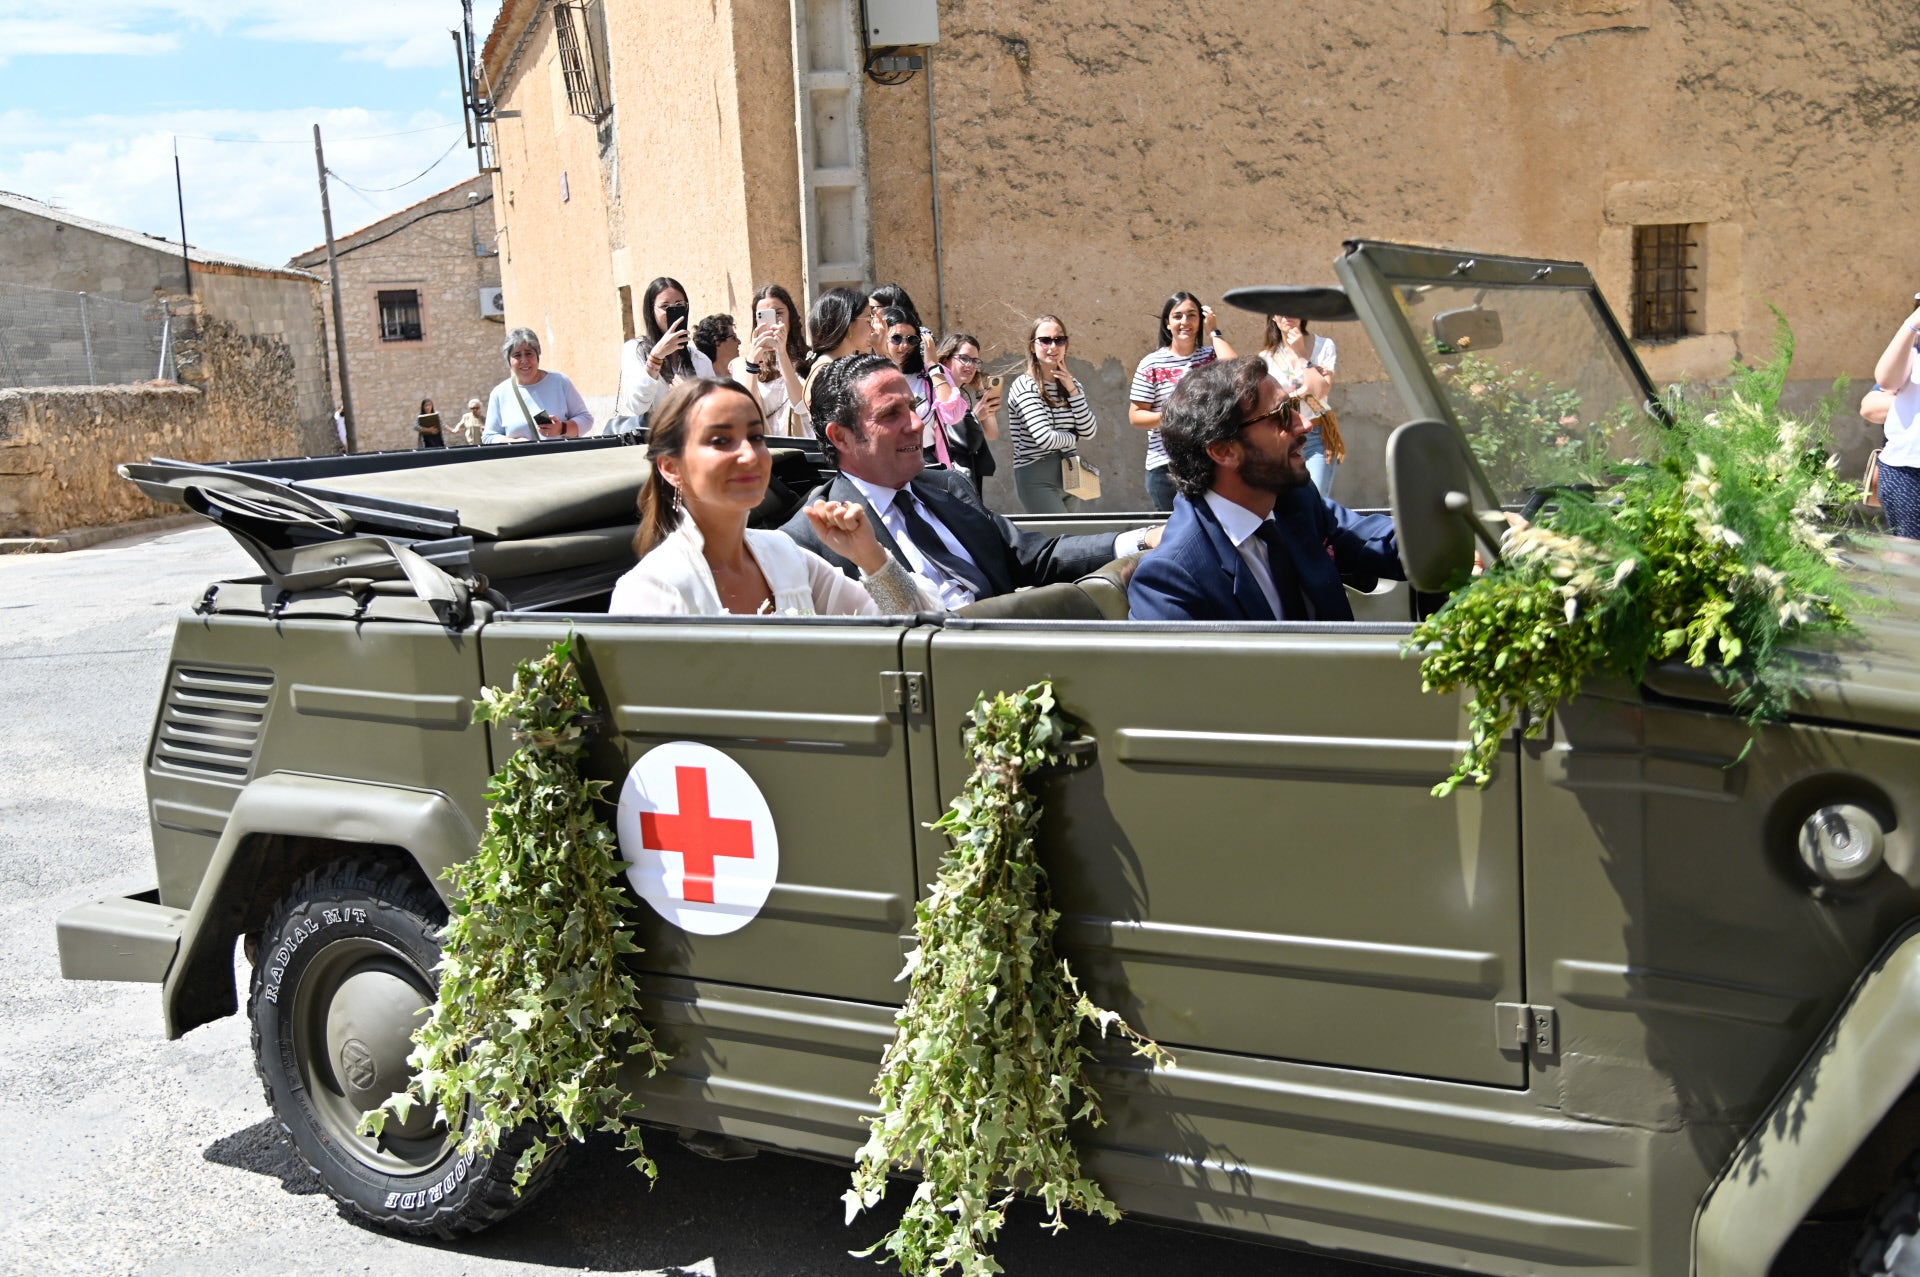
left=737, top=283, right=814, bottom=437
left=797, top=286, right=871, bottom=429
left=614, top=276, right=715, bottom=429
left=933, top=331, right=1002, bottom=497
left=609, top=378, right=923, bottom=615
left=1007, top=314, right=1099, bottom=513
left=876, top=306, right=968, bottom=473
left=1128, top=291, right=1235, bottom=511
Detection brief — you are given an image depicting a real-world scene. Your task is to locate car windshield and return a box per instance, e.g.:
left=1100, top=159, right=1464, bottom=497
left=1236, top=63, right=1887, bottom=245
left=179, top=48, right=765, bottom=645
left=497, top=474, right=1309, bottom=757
left=1396, top=281, right=1657, bottom=506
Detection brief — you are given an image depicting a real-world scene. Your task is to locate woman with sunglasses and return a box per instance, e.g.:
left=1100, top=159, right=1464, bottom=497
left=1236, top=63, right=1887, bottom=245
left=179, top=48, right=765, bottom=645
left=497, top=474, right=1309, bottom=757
left=876, top=306, right=970, bottom=476
left=1260, top=313, right=1340, bottom=497
left=1008, top=315, right=1099, bottom=513
left=933, top=332, right=1002, bottom=498
left=1129, top=291, right=1235, bottom=512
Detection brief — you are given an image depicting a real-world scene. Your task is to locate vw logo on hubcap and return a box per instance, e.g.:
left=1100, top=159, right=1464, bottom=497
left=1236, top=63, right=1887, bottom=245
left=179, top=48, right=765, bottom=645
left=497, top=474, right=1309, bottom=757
left=340, top=1037, right=378, bottom=1092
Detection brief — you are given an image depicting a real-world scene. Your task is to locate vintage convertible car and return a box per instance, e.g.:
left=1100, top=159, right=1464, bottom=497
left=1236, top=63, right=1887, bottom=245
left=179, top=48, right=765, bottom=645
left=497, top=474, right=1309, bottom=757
left=56, top=241, right=1920, bottom=1276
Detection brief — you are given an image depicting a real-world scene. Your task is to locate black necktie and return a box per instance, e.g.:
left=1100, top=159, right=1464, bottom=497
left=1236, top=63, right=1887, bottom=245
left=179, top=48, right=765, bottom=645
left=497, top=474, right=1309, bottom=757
left=893, top=490, right=994, bottom=598
left=1253, top=520, right=1311, bottom=620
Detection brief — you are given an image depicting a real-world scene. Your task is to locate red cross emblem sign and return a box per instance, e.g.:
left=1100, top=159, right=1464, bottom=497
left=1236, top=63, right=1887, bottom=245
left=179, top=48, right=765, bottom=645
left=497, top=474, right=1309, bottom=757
left=616, top=742, right=780, bottom=935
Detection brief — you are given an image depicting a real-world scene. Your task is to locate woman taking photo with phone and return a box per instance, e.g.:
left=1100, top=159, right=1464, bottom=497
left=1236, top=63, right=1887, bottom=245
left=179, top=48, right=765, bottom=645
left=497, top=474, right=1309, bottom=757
left=934, top=332, right=1002, bottom=498
left=737, top=283, right=813, bottom=437
left=609, top=378, right=924, bottom=616
left=613, top=276, right=715, bottom=431
left=1260, top=312, right=1341, bottom=497
left=1128, top=291, right=1234, bottom=511
left=1008, top=314, right=1099, bottom=513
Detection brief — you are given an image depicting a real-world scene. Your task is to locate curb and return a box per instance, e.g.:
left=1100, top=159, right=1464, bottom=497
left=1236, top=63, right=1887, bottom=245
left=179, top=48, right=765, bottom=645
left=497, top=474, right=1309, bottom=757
left=0, top=513, right=205, bottom=555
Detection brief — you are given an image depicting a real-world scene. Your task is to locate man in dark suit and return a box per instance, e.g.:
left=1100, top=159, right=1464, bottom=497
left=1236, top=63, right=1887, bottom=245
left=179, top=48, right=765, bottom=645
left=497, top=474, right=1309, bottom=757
left=1127, top=356, right=1402, bottom=621
left=781, top=354, right=1158, bottom=609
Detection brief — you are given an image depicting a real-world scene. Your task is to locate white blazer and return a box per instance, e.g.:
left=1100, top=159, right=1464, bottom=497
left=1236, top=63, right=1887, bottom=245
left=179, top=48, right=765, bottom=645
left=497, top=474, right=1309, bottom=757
left=608, top=518, right=883, bottom=616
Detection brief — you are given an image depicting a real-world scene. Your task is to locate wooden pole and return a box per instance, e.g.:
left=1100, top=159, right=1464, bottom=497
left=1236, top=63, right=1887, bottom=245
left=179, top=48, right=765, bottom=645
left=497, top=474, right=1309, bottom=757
left=313, top=124, right=357, bottom=453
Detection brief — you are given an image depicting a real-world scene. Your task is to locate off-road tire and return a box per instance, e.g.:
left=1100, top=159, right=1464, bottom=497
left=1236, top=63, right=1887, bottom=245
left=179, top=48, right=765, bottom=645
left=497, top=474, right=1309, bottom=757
left=1854, top=1149, right=1920, bottom=1275
left=248, top=859, right=564, bottom=1237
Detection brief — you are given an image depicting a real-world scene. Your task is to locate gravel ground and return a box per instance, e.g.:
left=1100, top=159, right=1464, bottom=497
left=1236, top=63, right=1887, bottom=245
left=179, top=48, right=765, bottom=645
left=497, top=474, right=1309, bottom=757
left=0, top=525, right=1411, bottom=1277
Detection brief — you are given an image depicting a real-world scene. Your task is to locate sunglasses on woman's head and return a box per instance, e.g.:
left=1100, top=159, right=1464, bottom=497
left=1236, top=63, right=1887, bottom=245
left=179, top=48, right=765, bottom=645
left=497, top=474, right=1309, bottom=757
left=1035, top=335, right=1068, bottom=347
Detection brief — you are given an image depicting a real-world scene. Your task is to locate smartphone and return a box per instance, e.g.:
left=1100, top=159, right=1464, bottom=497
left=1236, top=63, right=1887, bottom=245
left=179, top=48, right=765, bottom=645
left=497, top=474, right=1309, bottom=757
left=755, top=306, right=777, bottom=328
left=663, top=301, right=690, bottom=330
left=986, top=373, right=1004, bottom=391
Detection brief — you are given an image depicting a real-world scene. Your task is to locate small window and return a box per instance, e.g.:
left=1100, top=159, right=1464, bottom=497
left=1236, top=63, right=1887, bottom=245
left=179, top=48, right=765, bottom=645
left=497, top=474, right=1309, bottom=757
left=553, top=3, right=611, bottom=121
left=377, top=290, right=423, bottom=342
left=1631, top=224, right=1698, bottom=341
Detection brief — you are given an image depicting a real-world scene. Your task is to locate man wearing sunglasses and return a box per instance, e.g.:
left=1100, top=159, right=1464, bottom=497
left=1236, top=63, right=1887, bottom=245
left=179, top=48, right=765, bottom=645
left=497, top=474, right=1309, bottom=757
left=1127, top=357, right=1401, bottom=622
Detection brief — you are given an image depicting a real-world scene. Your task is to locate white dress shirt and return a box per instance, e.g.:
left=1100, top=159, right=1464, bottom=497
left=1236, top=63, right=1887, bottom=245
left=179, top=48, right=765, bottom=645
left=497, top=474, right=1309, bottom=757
left=1203, top=489, right=1316, bottom=620
left=846, top=474, right=982, bottom=611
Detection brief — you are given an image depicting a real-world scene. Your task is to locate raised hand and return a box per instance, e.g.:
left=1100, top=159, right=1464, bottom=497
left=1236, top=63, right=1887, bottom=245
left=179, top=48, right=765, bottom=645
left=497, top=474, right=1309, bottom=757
left=804, top=499, right=889, bottom=574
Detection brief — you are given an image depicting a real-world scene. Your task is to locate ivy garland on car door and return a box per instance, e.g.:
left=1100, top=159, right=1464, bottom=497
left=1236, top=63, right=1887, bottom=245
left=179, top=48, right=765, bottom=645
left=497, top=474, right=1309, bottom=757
left=363, top=634, right=667, bottom=1187
left=847, top=681, right=1173, bottom=1277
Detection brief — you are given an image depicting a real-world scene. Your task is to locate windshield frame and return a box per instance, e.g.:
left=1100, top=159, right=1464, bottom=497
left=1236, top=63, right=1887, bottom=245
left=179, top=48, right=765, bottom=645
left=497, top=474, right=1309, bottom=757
left=1334, top=240, right=1666, bottom=507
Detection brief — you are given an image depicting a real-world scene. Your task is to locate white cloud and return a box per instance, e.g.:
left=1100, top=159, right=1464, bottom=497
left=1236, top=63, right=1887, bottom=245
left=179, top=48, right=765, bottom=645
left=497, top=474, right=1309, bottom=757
left=0, top=106, right=480, bottom=267
left=0, top=1, right=489, bottom=69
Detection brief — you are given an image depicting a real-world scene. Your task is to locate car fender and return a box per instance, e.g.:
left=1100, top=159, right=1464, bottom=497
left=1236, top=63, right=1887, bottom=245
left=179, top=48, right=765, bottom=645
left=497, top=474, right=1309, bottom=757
left=161, top=772, right=480, bottom=1039
left=1695, top=921, right=1920, bottom=1276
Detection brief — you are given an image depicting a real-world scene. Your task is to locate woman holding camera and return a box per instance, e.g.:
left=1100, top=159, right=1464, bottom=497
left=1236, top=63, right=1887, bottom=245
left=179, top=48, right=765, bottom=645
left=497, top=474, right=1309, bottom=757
left=1872, top=299, right=1920, bottom=539
left=481, top=328, right=592, bottom=444
left=613, top=276, right=716, bottom=431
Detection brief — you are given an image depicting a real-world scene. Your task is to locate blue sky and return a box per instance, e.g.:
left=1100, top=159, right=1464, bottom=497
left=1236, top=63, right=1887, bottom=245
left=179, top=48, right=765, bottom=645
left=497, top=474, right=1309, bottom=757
left=0, top=1, right=504, bottom=266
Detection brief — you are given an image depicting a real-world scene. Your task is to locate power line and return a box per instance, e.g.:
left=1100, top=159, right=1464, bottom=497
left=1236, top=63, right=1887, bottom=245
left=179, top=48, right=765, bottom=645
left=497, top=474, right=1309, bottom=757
left=325, top=133, right=462, bottom=195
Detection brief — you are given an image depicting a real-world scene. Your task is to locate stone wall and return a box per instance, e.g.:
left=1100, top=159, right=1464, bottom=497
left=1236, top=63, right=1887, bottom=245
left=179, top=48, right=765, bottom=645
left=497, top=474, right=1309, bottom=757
left=193, top=267, right=337, bottom=457
left=0, top=309, right=305, bottom=538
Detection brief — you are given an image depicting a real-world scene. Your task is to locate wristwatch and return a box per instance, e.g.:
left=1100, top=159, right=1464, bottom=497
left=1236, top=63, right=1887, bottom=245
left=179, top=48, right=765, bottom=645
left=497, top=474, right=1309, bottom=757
left=743, top=361, right=763, bottom=374
left=1210, top=329, right=1223, bottom=339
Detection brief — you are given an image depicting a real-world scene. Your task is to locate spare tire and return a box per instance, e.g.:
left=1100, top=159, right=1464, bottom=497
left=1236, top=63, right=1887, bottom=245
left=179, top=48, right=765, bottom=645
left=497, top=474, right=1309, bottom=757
left=247, top=859, right=562, bottom=1237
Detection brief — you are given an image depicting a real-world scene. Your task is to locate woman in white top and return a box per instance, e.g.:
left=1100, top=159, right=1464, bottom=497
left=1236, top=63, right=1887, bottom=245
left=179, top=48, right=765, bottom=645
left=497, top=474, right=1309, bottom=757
left=1872, top=300, right=1920, bottom=539
left=481, top=328, right=593, bottom=443
left=1128, top=291, right=1236, bottom=511
left=1259, top=314, right=1340, bottom=497
left=612, top=276, right=716, bottom=431
left=733, top=283, right=814, bottom=438
left=1007, top=314, right=1099, bottom=514
left=608, top=377, right=923, bottom=616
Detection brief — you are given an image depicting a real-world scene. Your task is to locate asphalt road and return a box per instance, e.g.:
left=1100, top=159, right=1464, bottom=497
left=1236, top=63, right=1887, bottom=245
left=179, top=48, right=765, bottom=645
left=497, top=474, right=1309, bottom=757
left=0, top=525, right=1867, bottom=1277
left=0, top=525, right=1397, bottom=1277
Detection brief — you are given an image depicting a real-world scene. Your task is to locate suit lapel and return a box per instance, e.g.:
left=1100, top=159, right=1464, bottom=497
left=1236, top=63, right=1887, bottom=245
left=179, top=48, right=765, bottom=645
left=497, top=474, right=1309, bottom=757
left=1191, top=495, right=1275, bottom=621
left=911, top=477, right=1012, bottom=595
left=830, top=474, right=910, bottom=569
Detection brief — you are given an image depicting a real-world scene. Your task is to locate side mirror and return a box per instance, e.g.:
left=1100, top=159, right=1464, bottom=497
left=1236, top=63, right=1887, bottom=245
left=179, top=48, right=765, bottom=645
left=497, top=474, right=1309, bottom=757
left=1432, top=305, right=1503, bottom=353
left=1387, top=418, right=1491, bottom=592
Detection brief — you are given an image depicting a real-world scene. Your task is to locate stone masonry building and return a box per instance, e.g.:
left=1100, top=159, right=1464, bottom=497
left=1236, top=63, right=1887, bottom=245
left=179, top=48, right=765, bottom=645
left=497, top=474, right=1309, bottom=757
left=478, top=0, right=1920, bottom=510
left=292, top=175, right=506, bottom=453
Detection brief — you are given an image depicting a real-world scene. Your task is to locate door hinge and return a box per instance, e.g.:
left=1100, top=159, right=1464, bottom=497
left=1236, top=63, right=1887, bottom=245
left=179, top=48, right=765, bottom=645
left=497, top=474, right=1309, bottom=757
left=881, top=671, right=926, bottom=716
left=1496, top=1002, right=1557, bottom=1057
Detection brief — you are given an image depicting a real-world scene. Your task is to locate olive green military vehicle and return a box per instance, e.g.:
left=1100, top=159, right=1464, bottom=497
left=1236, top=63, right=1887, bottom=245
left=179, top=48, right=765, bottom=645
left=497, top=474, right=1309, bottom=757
left=57, top=241, right=1920, bottom=1276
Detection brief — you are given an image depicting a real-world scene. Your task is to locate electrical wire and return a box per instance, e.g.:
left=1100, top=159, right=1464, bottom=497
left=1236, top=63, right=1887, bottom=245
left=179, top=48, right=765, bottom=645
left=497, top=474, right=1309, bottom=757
left=325, top=133, right=463, bottom=195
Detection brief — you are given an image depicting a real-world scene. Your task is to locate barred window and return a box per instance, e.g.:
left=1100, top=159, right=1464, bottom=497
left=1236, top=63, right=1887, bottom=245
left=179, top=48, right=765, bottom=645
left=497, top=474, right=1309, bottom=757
left=553, top=3, right=611, bottom=121
left=377, top=290, right=423, bottom=343
left=1631, top=224, right=1698, bottom=341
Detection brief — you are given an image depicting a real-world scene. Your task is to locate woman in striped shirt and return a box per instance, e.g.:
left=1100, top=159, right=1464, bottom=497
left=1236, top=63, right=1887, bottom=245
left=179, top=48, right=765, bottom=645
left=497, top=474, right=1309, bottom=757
left=1008, top=314, right=1099, bottom=513
left=1128, top=291, right=1236, bottom=512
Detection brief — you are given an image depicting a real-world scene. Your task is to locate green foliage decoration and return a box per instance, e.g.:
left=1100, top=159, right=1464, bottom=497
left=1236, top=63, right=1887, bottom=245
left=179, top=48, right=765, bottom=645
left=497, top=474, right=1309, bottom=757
left=1437, top=346, right=1609, bottom=499
left=1411, top=317, right=1864, bottom=797
left=362, top=634, right=667, bottom=1186
left=846, top=681, right=1172, bottom=1277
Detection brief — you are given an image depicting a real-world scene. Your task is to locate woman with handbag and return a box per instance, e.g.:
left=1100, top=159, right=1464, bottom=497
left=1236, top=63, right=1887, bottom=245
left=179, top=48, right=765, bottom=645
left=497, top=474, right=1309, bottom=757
left=1008, top=315, right=1100, bottom=513
left=934, top=332, right=1002, bottom=499
left=1260, top=313, right=1342, bottom=498
left=1871, top=300, right=1920, bottom=538
left=481, top=329, right=592, bottom=443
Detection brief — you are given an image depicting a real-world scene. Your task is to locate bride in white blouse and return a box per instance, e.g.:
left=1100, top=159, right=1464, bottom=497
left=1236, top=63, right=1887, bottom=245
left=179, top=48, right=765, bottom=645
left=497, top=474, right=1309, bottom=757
left=608, top=377, right=925, bottom=616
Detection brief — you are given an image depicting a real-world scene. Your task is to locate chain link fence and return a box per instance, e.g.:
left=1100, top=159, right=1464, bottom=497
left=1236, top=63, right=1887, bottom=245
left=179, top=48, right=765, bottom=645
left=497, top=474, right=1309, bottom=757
left=0, top=282, right=177, bottom=389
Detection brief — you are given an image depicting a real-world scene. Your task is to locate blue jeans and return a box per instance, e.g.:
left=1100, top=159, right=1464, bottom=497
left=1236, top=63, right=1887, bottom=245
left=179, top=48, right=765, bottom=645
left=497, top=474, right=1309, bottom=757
left=1145, top=466, right=1176, bottom=512
left=1303, top=423, right=1338, bottom=499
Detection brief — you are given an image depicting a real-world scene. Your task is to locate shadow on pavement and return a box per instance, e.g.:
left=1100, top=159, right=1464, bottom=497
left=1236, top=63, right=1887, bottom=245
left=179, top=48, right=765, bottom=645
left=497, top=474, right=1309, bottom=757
left=203, top=1118, right=324, bottom=1196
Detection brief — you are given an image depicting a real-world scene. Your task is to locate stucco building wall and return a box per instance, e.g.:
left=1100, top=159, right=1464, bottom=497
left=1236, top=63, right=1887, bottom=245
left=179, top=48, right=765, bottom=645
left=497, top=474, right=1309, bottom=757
left=484, top=0, right=1918, bottom=509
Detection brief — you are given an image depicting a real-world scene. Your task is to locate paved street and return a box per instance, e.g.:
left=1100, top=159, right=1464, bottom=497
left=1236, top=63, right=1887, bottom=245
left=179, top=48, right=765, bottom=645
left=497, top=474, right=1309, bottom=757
left=0, top=525, right=1398, bottom=1277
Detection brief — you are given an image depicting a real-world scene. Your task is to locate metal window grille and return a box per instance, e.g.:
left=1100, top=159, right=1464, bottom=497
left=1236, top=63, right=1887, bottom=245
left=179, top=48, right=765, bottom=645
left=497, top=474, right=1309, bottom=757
left=1632, top=224, right=1698, bottom=341
left=377, top=290, right=423, bottom=342
left=553, top=3, right=610, bottom=121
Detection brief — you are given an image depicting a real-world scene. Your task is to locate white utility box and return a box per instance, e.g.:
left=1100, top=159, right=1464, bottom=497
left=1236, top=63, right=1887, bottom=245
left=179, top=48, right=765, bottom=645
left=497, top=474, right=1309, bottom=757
left=863, top=0, right=938, bottom=47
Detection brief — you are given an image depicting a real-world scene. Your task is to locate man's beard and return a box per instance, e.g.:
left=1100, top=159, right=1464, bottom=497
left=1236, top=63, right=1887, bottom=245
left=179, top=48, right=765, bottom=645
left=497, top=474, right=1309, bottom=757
left=1240, top=443, right=1309, bottom=494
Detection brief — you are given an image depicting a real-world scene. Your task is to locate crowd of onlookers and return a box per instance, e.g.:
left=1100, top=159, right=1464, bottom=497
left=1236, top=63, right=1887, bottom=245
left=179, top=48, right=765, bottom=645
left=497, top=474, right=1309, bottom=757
left=462, top=276, right=1342, bottom=516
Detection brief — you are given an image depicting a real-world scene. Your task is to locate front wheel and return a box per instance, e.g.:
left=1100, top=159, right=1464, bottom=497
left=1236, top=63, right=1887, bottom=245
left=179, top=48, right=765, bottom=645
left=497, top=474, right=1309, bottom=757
left=248, top=860, right=561, bottom=1237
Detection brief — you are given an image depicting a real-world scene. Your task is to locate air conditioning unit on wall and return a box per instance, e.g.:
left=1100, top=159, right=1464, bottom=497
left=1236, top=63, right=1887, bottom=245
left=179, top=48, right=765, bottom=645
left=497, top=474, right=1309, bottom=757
left=479, top=287, right=506, bottom=320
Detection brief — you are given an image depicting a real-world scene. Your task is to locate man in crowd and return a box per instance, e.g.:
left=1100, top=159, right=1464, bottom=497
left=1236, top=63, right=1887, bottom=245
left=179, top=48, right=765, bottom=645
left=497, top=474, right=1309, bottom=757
left=782, top=354, right=1158, bottom=608
left=1127, top=357, right=1401, bottom=621
left=693, top=314, right=741, bottom=374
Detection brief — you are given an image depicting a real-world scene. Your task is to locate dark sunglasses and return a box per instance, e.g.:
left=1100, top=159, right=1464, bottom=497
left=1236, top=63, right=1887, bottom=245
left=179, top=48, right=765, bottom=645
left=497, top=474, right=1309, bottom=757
left=1238, top=398, right=1304, bottom=431
left=1035, top=334, right=1068, bottom=347
left=886, top=332, right=917, bottom=346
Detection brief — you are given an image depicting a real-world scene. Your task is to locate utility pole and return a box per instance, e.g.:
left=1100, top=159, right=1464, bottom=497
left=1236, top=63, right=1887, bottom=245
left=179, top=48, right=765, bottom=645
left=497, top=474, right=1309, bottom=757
left=312, top=123, right=357, bottom=453
left=172, top=139, right=192, bottom=298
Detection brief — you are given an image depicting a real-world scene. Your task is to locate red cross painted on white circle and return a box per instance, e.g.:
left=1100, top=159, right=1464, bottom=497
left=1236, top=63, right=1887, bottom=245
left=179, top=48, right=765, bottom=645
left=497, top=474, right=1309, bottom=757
left=615, top=742, right=780, bottom=935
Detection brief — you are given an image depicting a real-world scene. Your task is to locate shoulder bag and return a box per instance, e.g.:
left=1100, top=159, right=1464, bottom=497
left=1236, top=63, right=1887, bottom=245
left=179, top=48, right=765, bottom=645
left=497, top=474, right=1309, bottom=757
left=1865, top=448, right=1884, bottom=508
